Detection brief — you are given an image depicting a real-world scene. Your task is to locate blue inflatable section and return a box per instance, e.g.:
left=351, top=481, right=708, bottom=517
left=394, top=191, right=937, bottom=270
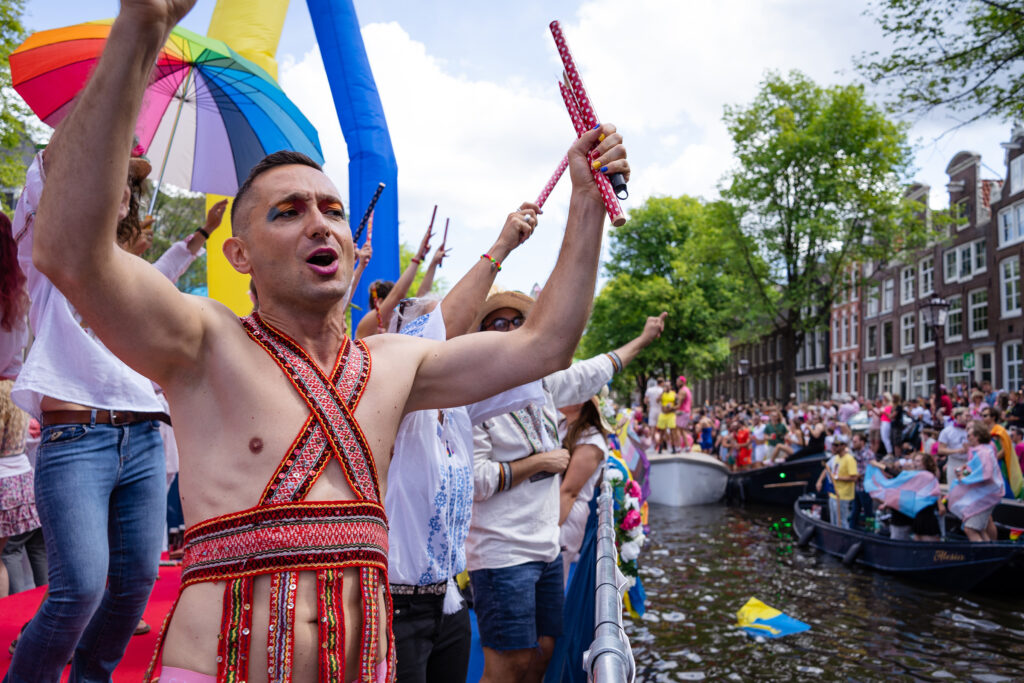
left=306, top=0, right=398, bottom=327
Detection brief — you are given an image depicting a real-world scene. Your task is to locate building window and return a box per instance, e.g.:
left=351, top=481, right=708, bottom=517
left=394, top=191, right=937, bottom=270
left=974, top=238, right=986, bottom=273
left=969, top=288, right=988, bottom=337
left=1005, top=341, right=1023, bottom=392
left=1001, top=257, right=1021, bottom=317
left=866, top=324, right=878, bottom=359
left=832, top=318, right=839, bottom=350
left=882, top=279, right=894, bottom=313
left=911, top=365, right=935, bottom=399
left=881, top=369, right=894, bottom=394
left=946, top=295, right=963, bottom=340
left=841, top=315, right=848, bottom=349
left=851, top=313, right=858, bottom=349
left=979, top=350, right=994, bottom=386
left=816, top=332, right=826, bottom=369
left=946, top=357, right=969, bottom=389
left=919, top=310, right=935, bottom=347
left=900, top=313, right=915, bottom=352
left=866, top=285, right=879, bottom=317
left=901, top=266, right=915, bottom=304
left=851, top=360, right=858, bottom=394
left=881, top=319, right=894, bottom=357
left=1012, top=155, right=1024, bottom=196
left=919, top=256, right=934, bottom=296
left=866, top=372, right=880, bottom=399
left=998, top=201, right=1024, bottom=247
left=944, top=249, right=958, bottom=284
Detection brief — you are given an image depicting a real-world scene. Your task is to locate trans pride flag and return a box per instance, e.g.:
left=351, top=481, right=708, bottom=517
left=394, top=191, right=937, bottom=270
left=864, top=464, right=940, bottom=518
left=948, top=443, right=1005, bottom=520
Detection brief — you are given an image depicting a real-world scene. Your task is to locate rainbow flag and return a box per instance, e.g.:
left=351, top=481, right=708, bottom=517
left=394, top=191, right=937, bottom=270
left=864, top=465, right=940, bottom=518
left=992, top=425, right=1023, bottom=499
left=736, top=598, right=810, bottom=639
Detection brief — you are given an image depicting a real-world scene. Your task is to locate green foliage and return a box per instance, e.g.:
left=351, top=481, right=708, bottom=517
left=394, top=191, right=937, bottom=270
left=0, top=0, right=36, bottom=206
left=580, top=196, right=761, bottom=395
left=143, top=187, right=208, bottom=293
left=858, top=0, right=1024, bottom=125
left=722, top=70, right=936, bottom=339
left=398, top=242, right=448, bottom=296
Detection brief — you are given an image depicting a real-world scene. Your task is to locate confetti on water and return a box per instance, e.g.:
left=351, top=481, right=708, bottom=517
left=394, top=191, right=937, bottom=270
left=643, top=611, right=661, bottom=622
left=701, top=594, right=715, bottom=602
left=677, top=672, right=707, bottom=680
left=697, top=566, right=710, bottom=572
left=653, top=549, right=670, bottom=555
left=643, top=567, right=666, bottom=578
left=797, top=666, right=824, bottom=675
left=662, top=611, right=686, bottom=622
left=654, top=659, right=678, bottom=670
left=685, top=652, right=703, bottom=663
left=932, top=672, right=955, bottom=679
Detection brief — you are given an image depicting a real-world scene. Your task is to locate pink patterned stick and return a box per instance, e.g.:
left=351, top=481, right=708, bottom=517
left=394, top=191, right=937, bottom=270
left=559, top=80, right=587, bottom=136
left=536, top=155, right=569, bottom=208
left=550, top=21, right=625, bottom=226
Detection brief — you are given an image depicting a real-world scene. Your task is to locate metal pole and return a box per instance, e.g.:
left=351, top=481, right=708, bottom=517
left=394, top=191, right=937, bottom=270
left=586, top=480, right=634, bottom=683
left=147, top=65, right=194, bottom=215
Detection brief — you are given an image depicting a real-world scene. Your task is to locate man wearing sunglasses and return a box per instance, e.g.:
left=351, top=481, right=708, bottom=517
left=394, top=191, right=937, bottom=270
left=468, top=291, right=666, bottom=683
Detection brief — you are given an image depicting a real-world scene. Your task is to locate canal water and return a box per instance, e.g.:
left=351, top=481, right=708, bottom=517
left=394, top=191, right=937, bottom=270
left=628, top=502, right=1024, bottom=681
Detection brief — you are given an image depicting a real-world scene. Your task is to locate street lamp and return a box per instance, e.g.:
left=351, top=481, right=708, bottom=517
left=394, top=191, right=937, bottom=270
left=738, top=358, right=750, bottom=404
left=921, top=296, right=949, bottom=393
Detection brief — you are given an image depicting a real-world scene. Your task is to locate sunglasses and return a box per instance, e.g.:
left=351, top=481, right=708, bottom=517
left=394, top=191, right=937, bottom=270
left=483, top=316, right=524, bottom=332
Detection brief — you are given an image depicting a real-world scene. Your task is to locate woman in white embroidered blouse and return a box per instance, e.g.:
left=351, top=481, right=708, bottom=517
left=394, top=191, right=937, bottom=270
left=558, top=396, right=611, bottom=576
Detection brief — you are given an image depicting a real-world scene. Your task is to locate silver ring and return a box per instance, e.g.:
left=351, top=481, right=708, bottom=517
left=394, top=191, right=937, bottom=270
left=521, top=213, right=533, bottom=224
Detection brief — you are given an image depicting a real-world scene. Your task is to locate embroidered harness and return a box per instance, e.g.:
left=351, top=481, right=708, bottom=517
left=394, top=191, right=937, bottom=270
left=147, top=313, right=393, bottom=683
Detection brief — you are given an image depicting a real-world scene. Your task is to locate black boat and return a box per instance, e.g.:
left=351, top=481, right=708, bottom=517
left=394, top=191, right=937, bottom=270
left=993, top=498, right=1024, bottom=528
left=726, top=453, right=828, bottom=507
left=792, top=494, right=1024, bottom=594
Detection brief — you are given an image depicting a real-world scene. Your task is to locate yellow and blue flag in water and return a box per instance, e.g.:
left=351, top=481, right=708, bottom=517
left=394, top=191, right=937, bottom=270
left=736, top=597, right=810, bottom=639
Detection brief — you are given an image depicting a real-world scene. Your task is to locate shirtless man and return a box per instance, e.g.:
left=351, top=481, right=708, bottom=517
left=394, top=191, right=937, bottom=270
left=30, top=2, right=629, bottom=681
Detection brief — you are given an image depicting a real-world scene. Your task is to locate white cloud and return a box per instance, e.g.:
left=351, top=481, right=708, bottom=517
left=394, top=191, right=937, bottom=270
left=276, top=0, right=1018, bottom=292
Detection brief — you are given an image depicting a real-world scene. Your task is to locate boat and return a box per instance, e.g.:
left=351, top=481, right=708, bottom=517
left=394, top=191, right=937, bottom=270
left=646, top=451, right=729, bottom=506
left=726, top=453, right=828, bottom=507
left=792, top=494, right=1024, bottom=594
left=993, top=498, right=1024, bottom=528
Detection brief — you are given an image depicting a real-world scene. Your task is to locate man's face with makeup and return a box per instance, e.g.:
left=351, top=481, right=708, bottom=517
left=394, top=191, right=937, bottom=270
left=239, top=164, right=355, bottom=308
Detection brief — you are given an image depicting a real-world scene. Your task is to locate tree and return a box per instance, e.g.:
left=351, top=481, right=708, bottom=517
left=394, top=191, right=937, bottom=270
left=0, top=0, right=37, bottom=207
left=858, top=0, right=1024, bottom=125
left=578, top=196, right=763, bottom=398
left=143, top=186, right=209, bottom=293
left=722, top=70, right=937, bottom=399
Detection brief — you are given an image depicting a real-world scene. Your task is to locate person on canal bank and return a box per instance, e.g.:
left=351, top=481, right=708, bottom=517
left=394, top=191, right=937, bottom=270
left=946, top=421, right=1005, bottom=542
left=656, top=379, right=677, bottom=453
left=675, top=375, right=692, bottom=432
left=644, top=377, right=663, bottom=434
left=816, top=439, right=858, bottom=529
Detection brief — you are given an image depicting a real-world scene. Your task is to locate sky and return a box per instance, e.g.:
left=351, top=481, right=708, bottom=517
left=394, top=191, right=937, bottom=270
left=22, top=0, right=1016, bottom=295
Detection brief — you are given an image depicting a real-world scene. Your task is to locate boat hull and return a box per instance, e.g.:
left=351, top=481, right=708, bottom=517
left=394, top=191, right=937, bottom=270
left=726, top=454, right=828, bottom=507
left=792, top=495, right=1024, bottom=594
left=647, top=453, right=729, bottom=506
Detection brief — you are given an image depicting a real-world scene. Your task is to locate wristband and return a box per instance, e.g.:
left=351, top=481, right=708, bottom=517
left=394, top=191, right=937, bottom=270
left=195, top=227, right=210, bottom=239
left=481, top=253, right=502, bottom=272
left=606, top=351, right=623, bottom=373
left=410, top=257, right=421, bottom=265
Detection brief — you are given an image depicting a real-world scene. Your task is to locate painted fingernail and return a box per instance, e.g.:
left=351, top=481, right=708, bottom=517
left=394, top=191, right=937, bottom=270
left=593, top=124, right=600, bottom=130
left=600, top=165, right=608, bottom=173
left=591, top=159, right=601, bottom=169
left=598, top=133, right=606, bottom=142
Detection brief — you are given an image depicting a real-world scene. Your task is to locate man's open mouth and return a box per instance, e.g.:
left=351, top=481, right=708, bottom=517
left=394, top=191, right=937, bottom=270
left=306, top=248, right=338, bottom=267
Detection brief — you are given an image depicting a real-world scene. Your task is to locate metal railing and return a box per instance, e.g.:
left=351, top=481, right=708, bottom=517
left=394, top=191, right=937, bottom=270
left=584, top=478, right=636, bottom=683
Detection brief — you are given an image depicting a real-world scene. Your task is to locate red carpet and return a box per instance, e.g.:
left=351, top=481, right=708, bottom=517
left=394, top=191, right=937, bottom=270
left=0, top=563, right=181, bottom=682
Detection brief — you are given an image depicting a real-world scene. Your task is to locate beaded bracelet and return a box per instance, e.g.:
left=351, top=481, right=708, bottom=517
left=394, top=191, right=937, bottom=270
left=481, top=253, right=502, bottom=272
left=606, top=351, right=624, bottom=373
left=195, top=227, right=210, bottom=239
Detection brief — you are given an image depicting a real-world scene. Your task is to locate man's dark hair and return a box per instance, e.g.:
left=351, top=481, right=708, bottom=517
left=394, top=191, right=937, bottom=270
left=369, top=280, right=394, bottom=309
left=230, top=151, right=324, bottom=231
left=986, top=406, right=1002, bottom=422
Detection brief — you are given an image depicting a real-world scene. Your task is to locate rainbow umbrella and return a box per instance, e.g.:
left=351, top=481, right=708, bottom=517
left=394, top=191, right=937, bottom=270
left=9, top=20, right=324, bottom=206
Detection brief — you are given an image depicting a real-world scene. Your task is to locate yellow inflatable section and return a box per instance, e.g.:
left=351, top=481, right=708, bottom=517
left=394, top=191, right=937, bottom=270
left=204, top=0, right=290, bottom=315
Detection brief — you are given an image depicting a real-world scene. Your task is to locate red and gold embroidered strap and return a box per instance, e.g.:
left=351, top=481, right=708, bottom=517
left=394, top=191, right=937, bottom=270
left=180, top=500, right=389, bottom=586
left=241, top=313, right=379, bottom=503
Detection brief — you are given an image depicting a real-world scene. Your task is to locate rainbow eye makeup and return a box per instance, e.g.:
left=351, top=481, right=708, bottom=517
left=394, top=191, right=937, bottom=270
left=267, top=200, right=303, bottom=221
left=322, top=201, right=345, bottom=219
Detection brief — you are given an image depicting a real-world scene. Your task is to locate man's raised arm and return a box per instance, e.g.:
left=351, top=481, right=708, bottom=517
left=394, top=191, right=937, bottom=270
left=32, top=2, right=207, bottom=386
left=404, top=124, right=629, bottom=412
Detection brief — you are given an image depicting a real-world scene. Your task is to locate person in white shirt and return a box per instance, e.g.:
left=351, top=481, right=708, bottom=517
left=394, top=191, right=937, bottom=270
left=468, top=293, right=665, bottom=683
left=644, top=377, right=663, bottom=429
left=937, top=408, right=970, bottom=484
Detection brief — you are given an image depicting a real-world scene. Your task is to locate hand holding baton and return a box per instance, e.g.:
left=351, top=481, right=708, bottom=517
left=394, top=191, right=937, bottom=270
left=353, top=182, right=386, bottom=243
left=550, top=20, right=627, bottom=226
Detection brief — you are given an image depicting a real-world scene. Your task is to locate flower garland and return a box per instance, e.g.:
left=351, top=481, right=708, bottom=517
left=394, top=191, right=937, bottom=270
left=605, top=459, right=646, bottom=588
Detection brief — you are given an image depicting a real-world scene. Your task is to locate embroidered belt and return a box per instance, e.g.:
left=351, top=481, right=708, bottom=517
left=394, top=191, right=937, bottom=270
left=182, top=500, right=389, bottom=586
left=389, top=580, right=447, bottom=596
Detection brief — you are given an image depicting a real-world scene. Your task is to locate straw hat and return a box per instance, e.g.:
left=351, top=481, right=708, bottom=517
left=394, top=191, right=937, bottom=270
left=472, top=290, right=536, bottom=331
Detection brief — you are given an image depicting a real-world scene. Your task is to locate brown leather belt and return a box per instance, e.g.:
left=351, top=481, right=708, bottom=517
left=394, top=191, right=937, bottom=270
left=41, top=410, right=171, bottom=427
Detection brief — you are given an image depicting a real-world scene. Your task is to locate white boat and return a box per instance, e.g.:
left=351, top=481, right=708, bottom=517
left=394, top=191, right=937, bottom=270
left=646, top=452, right=730, bottom=506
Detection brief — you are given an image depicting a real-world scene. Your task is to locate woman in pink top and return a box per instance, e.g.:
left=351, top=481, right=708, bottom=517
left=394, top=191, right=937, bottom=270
left=879, top=393, right=894, bottom=455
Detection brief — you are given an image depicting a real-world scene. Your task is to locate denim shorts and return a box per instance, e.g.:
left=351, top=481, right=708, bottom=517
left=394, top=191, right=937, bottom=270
left=469, top=556, right=564, bottom=650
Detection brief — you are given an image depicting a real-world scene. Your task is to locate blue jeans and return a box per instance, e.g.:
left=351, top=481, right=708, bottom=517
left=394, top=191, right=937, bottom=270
left=5, top=420, right=166, bottom=683
left=829, top=497, right=854, bottom=530
left=470, top=556, right=564, bottom=651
